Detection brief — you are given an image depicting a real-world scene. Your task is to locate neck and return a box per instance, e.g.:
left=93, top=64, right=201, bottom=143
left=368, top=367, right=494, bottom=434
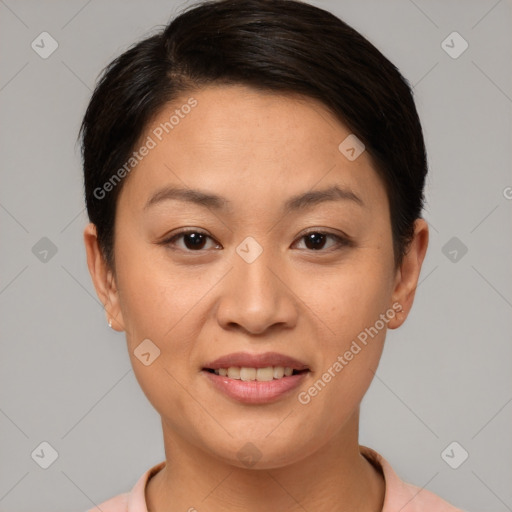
left=146, top=411, right=385, bottom=512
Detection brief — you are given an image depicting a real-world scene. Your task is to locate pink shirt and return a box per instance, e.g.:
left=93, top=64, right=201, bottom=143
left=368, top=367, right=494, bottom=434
left=87, top=445, right=466, bottom=511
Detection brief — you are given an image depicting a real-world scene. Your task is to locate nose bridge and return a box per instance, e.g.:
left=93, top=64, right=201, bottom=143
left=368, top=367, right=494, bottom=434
left=215, top=235, right=297, bottom=334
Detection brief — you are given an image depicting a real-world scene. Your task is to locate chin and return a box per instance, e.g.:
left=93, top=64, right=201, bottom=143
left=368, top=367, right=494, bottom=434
left=198, top=429, right=321, bottom=470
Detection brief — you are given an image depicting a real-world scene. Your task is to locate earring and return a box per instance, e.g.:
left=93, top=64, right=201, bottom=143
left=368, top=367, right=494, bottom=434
left=108, top=318, right=113, bottom=328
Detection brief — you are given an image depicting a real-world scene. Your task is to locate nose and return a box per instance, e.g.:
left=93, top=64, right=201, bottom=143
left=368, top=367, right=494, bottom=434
left=215, top=244, right=299, bottom=336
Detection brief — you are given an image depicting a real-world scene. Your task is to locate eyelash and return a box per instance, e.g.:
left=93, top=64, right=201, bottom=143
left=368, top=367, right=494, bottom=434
left=160, top=228, right=353, bottom=253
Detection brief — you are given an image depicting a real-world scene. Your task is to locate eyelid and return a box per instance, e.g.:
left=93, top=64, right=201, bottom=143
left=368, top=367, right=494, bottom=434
left=293, top=228, right=354, bottom=250
left=159, top=227, right=353, bottom=252
left=161, top=228, right=221, bottom=250
left=298, top=227, right=352, bottom=240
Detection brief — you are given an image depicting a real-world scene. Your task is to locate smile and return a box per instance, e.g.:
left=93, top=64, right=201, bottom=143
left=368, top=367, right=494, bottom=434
left=203, top=369, right=310, bottom=405
left=204, top=366, right=307, bottom=381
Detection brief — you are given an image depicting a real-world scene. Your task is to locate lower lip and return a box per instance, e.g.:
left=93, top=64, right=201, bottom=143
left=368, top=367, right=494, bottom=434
left=202, top=370, right=309, bottom=404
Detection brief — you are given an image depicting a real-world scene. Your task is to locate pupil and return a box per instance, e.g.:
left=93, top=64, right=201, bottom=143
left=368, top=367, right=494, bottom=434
left=182, top=233, right=327, bottom=251
left=185, top=233, right=206, bottom=250
left=305, top=233, right=325, bottom=250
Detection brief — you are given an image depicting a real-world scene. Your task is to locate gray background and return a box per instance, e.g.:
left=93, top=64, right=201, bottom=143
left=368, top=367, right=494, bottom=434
left=0, top=0, right=511, bottom=511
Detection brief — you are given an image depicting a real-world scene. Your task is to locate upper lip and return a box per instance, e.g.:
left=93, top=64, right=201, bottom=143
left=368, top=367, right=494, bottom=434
left=203, top=352, right=310, bottom=371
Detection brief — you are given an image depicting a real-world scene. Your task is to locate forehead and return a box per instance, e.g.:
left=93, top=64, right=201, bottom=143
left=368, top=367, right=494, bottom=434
left=117, top=84, right=388, bottom=216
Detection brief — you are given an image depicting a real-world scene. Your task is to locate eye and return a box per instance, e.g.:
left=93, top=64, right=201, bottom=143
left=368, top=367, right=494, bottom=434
left=294, top=230, right=351, bottom=252
left=162, top=229, right=221, bottom=251
left=160, top=228, right=351, bottom=253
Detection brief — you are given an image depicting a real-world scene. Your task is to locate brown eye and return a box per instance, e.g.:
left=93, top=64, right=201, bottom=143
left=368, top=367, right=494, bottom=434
left=163, top=230, right=220, bottom=251
left=303, top=232, right=329, bottom=250
left=295, top=231, right=351, bottom=252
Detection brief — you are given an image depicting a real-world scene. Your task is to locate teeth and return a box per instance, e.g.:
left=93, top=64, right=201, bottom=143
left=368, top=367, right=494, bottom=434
left=227, top=367, right=240, bottom=379
left=273, top=366, right=284, bottom=379
left=240, top=367, right=256, bottom=381
left=213, top=366, right=298, bottom=381
left=256, top=367, right=274, bottom=381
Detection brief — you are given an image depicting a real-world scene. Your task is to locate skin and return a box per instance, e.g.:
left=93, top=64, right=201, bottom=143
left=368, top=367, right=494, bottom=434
left=84, top=84, right=428, bottom=512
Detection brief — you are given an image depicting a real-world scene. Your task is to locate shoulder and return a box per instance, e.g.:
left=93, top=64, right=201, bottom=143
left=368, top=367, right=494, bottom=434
left=360, top=445, right=467, bottom=512
left=86, top=492, right=129, bottom=512
left=85, top=461, right=166, bottom=512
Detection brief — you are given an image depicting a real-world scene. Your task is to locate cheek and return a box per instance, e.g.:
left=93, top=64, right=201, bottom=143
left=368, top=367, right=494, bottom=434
left=114, top=254, right=205, bottom=425
left=308, top=255, right=394, bottom=340
left=296, top=253, right=394, bottom=401
left=117, top=264, right=203, bottom=357
left=294, top=283, right=391, bottom=444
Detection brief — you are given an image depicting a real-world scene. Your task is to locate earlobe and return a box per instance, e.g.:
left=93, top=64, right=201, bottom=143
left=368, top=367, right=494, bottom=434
left=83, top=223, right=125, bottom=332
left=387, top=218, right=429, bottom=330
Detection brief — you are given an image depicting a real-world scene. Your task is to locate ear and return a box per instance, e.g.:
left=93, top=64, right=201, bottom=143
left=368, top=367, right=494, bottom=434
left=388, top=218, right=429, bottom=329
left=83, top=223, right=125, bottom=331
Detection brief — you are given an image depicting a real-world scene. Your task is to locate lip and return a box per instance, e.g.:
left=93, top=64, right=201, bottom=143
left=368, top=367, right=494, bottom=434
left=203, top=370, right=309, bottom=404
left=201, top=351, right=310, bottom=405
left=203, top=351, right=309, bottom=371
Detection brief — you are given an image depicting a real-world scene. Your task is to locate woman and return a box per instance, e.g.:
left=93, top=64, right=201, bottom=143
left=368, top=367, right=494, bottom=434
left=81, top=0, right=465, bottom=510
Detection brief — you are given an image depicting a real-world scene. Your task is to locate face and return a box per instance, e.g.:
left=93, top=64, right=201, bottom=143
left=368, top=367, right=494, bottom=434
left=85, top=84, right=428, bottom=469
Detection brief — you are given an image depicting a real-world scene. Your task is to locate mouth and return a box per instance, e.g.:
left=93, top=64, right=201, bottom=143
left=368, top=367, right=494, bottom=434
left=202, top=351, right=310, bottom=379
left=202, top=366, right=309, bottom=381
left=201, top=352, right=311, bottom=404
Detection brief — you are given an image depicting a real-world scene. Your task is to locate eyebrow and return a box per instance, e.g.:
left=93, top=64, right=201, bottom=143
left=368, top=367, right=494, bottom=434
left=144, top=184, right=364, bottom=213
